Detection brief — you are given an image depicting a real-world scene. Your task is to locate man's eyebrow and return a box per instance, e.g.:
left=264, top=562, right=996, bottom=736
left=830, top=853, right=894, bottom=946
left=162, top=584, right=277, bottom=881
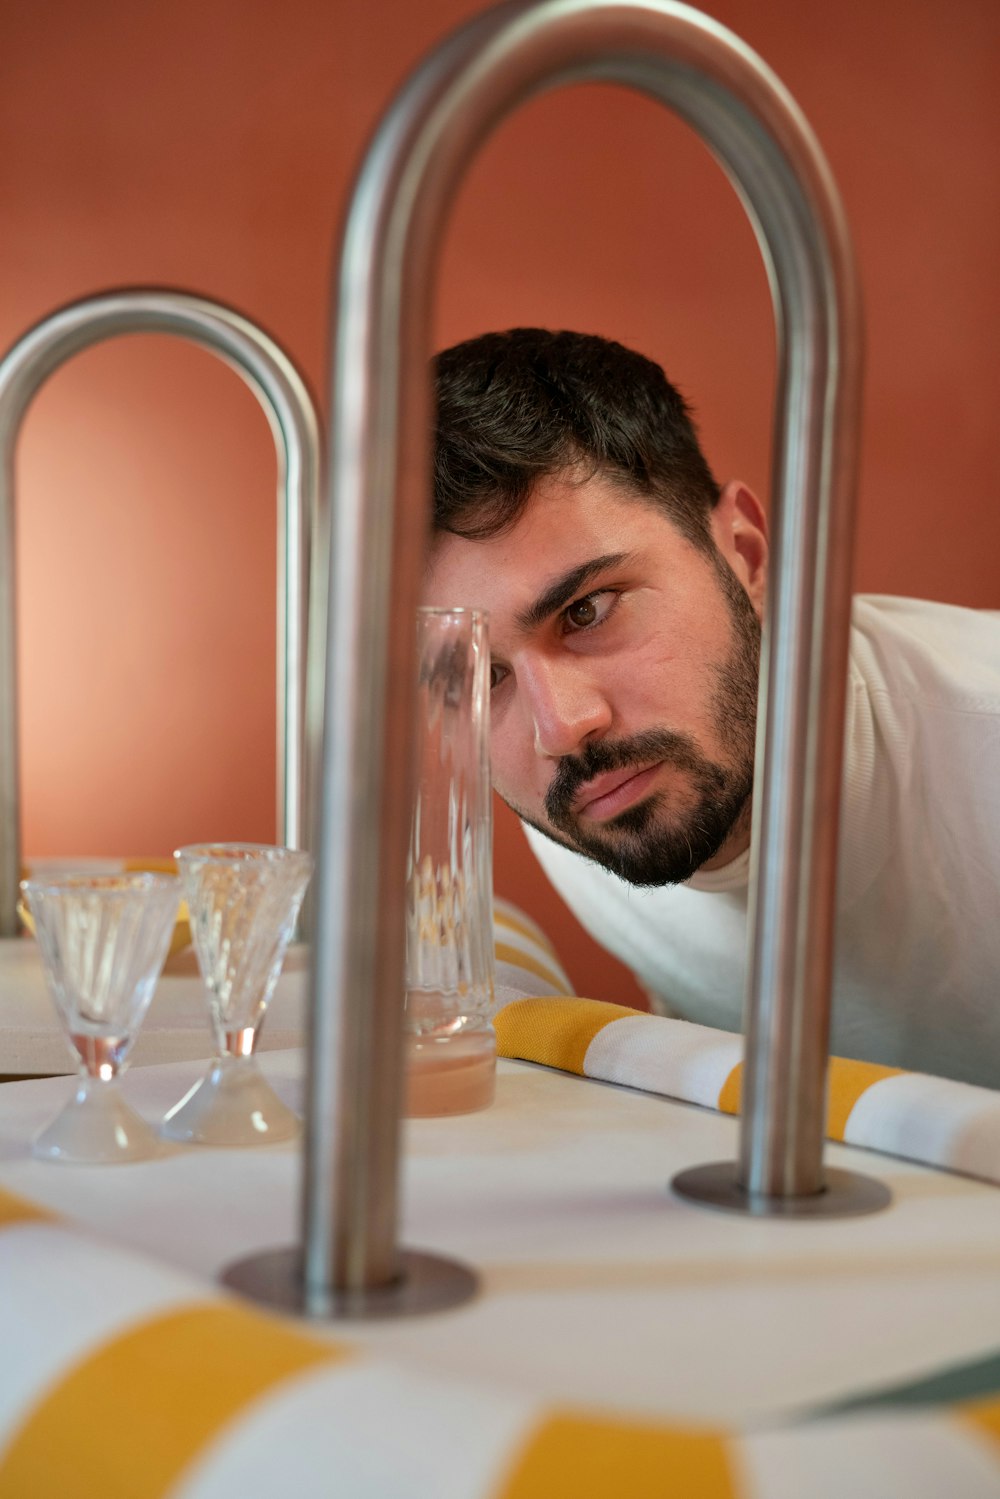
left=515, top=553, right=633, bottom=632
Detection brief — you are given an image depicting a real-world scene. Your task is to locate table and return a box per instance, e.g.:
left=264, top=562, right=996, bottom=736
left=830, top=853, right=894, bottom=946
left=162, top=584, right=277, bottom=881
left=2, top=1052, right=1000, bottom=1430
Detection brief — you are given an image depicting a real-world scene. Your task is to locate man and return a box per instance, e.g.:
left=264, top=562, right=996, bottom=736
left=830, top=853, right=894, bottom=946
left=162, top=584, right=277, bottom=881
left=426, top=328, right=1000, bottom=1089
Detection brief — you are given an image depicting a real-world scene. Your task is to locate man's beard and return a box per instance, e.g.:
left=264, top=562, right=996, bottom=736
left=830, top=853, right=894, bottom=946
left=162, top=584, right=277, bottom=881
left=514, top=554, right=761, bottom=886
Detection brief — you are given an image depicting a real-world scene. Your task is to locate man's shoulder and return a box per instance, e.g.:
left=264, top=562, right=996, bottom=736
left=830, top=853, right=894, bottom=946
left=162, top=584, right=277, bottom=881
left=851, top=593, right=1000, bottom=639
left=849, top=594, right=1000, bottom=709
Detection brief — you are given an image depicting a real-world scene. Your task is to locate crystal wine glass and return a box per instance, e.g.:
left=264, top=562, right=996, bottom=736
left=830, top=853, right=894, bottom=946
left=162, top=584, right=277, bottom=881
left=21, top=872, right=180, bottom=1164
left=161, top=843, right=312, bottom=1147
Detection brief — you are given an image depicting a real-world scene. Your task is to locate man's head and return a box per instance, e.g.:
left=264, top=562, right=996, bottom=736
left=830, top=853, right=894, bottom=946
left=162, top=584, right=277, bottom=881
left=428, top=329, right=768, bottom=886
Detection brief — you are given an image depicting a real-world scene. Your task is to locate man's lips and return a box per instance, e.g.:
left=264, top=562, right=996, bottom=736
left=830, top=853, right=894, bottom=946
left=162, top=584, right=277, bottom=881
left=574, top=762, right=663, bottom=822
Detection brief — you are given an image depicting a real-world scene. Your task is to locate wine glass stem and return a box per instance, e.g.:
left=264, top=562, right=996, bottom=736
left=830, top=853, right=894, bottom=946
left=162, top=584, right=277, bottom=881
left=71, top=1032, right=125, bottom=1082
left=222, top=1026, right=258, bottom=1058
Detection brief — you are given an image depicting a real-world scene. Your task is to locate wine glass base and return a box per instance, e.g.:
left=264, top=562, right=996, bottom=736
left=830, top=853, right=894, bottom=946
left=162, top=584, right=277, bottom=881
left=33, top=1077, right=163, bottom=1165
left=161, top=1055, right=299, bottom=1147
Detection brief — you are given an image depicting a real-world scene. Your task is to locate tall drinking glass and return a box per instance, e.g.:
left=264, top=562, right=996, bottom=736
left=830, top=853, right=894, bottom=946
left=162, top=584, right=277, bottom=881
left=406, top=607, right=496, bottom=1116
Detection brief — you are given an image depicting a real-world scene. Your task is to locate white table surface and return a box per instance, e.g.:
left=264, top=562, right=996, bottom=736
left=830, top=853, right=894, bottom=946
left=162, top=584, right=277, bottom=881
left=2, top=1051, right=1000, bottom=1429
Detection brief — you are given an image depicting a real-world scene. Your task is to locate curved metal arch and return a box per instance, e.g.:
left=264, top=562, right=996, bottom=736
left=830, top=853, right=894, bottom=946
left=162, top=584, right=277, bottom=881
left=0, top=288, right=323, bottom=935
left=300, top=0, right=869, bottom=1310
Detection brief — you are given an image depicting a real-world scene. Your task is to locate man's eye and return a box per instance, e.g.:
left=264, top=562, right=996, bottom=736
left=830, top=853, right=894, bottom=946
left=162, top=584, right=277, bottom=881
left=563, top=591, right=615, bottom=632
left=489, top=662, right=508, bottom=691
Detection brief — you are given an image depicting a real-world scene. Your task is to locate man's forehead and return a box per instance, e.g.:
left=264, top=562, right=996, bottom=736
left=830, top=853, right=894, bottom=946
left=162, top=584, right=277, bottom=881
left=425, top=473, right=648, bottom=607
left=424, top=526, right=551, bottom=615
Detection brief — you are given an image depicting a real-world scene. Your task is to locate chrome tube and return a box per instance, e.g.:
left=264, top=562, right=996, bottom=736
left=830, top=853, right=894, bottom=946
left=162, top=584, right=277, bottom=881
left=0, top=289, right=323, bottom=937
left=304, top=0, right=866, bottom=1307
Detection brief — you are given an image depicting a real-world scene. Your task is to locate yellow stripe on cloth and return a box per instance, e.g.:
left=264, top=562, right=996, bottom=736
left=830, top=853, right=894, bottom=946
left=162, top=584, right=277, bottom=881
left=717, top=1056, right=904, bottom=1139
left=494, top=905, right=559, bottom=957
left=496, top=1410, right=734, bottom=1499
left=496, top=997, right=640, bottom=1076
left=718, top=1063, right=742, bottom=1117
left=0, top=1186, right=53, bottom=1227
left=0, top=1302, right=349, bottom=1499
left=825, top=1057, right=904, bottom=1138
left=961, top=1396, right=1000, bottom=1450
left=495, top=941, right=571, bottom=997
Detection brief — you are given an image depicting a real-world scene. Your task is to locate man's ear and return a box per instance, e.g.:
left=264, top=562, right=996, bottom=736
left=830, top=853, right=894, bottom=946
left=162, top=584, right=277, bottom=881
left=709, top=480, right=768, bottom=615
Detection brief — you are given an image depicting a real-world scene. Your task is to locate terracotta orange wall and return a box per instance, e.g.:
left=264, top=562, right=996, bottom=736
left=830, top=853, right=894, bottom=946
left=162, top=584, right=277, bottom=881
left=5, top=0, right=997, bottom=1008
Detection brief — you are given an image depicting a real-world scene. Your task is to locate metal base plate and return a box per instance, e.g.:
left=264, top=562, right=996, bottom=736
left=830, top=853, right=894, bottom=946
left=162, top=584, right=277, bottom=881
left=221, top=1245, right=479, bottom=1321
left=671, top=1160, right=892, bottom=1218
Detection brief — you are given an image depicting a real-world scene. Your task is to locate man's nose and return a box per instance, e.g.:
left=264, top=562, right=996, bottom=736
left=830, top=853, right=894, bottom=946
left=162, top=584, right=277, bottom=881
left=519, top=656, right=613, bottom=759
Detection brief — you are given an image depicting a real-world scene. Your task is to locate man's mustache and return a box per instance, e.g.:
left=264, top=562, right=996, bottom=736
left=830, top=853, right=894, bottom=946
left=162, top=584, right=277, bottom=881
left=544, top=729, right=724, bottom=828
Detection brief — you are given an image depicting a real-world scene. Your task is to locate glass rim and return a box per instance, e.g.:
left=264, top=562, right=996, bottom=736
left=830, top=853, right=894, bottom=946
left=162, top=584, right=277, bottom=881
left=416, top=606, right=489, bottom=622
left=20, top=871, right=179, bottom=898
left=173, top=841, right=313, bottom=866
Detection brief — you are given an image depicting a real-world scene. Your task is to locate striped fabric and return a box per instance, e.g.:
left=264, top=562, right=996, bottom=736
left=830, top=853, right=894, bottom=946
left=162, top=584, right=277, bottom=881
left=0, top=1185, right=999, bottom=1497
left=493, top=898, right=574, bottom=1009
left=489, top=905, right=1000, bottom=1186
left=494, top=995, right=1000, bottom=1189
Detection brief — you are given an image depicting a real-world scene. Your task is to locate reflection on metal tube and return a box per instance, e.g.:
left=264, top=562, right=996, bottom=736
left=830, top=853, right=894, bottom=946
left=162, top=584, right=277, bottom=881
left=0, top=289, right=323, bottom=937
left=294, top=0, right=880, bottom=1315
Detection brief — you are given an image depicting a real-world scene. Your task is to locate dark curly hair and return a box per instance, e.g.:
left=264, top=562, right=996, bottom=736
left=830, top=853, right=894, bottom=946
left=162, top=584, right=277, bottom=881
left=432, top=328, right=721, bottom=551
